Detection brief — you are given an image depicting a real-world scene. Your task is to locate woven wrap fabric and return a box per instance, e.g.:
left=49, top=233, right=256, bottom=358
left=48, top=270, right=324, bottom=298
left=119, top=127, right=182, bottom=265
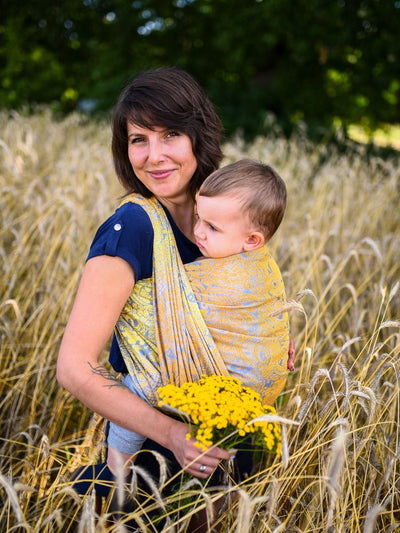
left=115, top=194, right=289, bottom=406
left=186, top=249, right=289, bottom=403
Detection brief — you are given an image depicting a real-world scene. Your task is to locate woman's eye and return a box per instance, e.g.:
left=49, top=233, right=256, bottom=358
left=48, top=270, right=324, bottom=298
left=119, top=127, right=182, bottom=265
left=129, top=136, right=145, bottom=144
left=166, top=130, right=180, bottom=138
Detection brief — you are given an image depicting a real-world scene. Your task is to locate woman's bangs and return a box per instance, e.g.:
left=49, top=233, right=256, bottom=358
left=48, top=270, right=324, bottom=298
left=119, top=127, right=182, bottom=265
left=126, top=101, right=178, bottom=131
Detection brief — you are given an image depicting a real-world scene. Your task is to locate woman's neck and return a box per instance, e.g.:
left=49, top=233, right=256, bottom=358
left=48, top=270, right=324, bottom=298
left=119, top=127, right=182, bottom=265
left=158, top=196, right=196, bottom=242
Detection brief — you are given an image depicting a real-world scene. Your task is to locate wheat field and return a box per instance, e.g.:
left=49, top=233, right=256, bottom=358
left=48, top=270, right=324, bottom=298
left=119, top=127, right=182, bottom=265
left=1, top=109, right=399, bottom=532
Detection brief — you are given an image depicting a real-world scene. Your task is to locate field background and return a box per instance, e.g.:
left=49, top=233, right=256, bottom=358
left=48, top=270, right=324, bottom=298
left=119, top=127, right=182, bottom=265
left=0, top=110, right=399, bottom=532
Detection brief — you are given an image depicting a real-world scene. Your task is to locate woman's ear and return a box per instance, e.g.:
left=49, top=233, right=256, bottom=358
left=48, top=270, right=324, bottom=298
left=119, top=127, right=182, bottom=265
left=243, top=231, right=265, bottom=251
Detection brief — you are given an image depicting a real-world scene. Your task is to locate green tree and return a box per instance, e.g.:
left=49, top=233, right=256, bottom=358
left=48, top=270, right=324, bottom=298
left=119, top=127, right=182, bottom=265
left=1, top=0, right=399, bottom=136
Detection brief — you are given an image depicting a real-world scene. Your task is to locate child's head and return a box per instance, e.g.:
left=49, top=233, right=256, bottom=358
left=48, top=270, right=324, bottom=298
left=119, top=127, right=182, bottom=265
left=194, top=158, right=286, bottom=258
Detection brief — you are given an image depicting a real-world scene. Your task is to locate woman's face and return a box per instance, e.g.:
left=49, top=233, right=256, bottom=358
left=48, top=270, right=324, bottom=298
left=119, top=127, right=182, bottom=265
left=127, top=122, right=197, bottom=204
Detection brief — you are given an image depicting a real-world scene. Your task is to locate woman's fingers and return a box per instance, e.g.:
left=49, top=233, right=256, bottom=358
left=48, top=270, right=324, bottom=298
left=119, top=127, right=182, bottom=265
left=185, top=461, right=215, bottom=478
left=182, top=438, right=230, bottom=478
left=184, top=455, right=219, bottom=478
left=169, top=421, right=231, bottom=478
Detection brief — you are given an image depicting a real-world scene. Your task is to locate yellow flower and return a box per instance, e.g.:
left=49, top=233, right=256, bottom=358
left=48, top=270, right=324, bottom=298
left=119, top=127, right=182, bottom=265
left=158, top=375, right=281, bottom=454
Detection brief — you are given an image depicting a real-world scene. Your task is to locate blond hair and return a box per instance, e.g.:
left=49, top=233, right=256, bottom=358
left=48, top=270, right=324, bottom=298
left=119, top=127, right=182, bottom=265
left=198, top=158, right=287, bottom=240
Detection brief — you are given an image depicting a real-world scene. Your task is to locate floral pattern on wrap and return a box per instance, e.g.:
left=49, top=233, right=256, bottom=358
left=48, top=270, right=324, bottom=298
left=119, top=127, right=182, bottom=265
left=186, top=250, right=289, bottom=403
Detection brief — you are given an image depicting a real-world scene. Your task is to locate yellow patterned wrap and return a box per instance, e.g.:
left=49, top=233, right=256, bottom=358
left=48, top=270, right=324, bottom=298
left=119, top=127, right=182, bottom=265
left=115, top=194, right=289, bottom=406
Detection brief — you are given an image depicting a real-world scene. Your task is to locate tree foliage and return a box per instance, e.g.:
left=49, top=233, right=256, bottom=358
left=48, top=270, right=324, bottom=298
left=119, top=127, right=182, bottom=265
left=1, top=0, right=399, bottom=136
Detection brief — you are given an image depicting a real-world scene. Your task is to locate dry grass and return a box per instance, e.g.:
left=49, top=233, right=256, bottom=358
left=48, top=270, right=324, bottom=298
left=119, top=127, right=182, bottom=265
left=1, top=109, right=399, bottom=532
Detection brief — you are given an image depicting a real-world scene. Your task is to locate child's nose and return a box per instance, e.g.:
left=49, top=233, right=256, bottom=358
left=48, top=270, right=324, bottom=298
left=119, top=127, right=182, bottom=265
left=194, top=220, right=204, bottom=238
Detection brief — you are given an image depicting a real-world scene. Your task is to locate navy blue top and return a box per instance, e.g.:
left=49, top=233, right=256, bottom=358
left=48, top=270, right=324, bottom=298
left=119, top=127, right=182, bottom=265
left=87, top=201, right=201, bottom=373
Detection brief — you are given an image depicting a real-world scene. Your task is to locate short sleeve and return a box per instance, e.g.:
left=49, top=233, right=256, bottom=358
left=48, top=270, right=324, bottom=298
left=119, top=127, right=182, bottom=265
left=86, top=202, right=154, bottom=281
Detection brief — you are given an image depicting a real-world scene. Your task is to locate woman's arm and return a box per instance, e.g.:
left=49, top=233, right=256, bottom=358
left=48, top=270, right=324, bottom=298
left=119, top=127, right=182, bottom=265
left=57, top=255, right=229, bottom=476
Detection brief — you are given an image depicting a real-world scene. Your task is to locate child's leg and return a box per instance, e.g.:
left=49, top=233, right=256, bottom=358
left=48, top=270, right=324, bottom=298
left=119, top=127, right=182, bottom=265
left=107, top=444, right=135, bottom=477
left=106, top=419, right=147, bottom=522
left=106, top=374, right=147, bottom=476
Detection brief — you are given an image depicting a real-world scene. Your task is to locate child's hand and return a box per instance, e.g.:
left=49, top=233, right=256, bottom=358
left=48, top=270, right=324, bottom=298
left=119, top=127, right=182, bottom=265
left=287, top=334, right=295, bottom=371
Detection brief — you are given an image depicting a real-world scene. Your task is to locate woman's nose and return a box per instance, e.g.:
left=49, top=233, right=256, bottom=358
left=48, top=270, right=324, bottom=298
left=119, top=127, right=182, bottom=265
left=147, top=138, right=165, bottom=163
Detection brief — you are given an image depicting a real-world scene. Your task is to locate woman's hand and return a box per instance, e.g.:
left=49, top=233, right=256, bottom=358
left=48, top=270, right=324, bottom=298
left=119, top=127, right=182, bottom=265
left=167, top=420, right=231, bottom=479
left=287, top=334, right=295, bottom=371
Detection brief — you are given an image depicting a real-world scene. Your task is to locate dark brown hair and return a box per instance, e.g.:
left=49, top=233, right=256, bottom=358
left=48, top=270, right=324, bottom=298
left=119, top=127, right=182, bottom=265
left=198, top=158, right=287, bottom=241
left=112, top=67, right=223, bottom=199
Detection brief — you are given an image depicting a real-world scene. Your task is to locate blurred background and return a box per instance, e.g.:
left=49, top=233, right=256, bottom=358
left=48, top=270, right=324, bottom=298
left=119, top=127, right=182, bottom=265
left=1, top=0, right=400, bottom=142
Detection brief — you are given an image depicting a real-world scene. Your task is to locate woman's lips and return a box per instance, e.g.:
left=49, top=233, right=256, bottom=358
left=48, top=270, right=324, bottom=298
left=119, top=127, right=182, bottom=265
left=148, top=169, right=174, bottom=179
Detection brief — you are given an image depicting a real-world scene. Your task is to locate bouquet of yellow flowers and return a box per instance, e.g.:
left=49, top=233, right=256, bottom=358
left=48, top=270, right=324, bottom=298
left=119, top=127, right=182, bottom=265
left=157, top=375, right=281, bottom=455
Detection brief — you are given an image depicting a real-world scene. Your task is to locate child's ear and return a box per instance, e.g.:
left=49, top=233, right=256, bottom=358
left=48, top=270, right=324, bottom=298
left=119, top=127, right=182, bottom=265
left=243, top=231, right=265, bottom=251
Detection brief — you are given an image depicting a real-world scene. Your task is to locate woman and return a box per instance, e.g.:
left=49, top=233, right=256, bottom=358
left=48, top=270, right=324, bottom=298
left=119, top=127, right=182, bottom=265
left=57, top=67, right=233, bottom=484
left=57, top=67, right=295, bottom=518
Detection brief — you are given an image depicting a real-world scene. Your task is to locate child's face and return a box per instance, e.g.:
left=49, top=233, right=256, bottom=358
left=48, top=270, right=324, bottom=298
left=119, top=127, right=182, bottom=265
left=194, top=194, right=264, bottom=258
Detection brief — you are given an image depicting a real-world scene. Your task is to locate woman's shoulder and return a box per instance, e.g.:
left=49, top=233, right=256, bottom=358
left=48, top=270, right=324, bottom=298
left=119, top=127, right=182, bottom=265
left=87, top=201, right=155, bottom=279
left=94, top=201, right=153, bottom=237
left=115, top=199, right=154, bottom=225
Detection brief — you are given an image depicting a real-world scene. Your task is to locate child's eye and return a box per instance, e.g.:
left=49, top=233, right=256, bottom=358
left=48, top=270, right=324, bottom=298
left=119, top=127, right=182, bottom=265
left=207, top=222, right=217, bottom=231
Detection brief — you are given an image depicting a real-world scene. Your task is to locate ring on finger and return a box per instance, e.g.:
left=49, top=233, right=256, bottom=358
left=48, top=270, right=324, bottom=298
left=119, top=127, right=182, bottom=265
left=199, top=464, right=207, bottom=472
